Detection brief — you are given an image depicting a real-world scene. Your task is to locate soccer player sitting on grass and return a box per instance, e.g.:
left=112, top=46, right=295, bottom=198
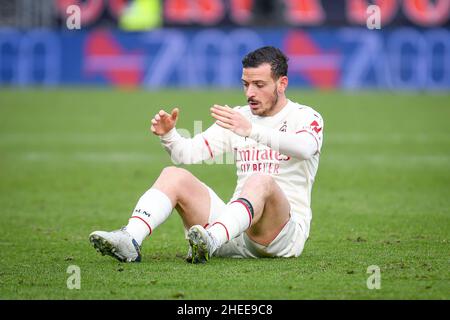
left=89, top=46, right=324, bottom=263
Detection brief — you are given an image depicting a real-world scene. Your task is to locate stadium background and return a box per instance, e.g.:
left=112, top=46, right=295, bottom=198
left=0, top=0, right=449, bottom=300
left=1, top=0, right=449, bottom=89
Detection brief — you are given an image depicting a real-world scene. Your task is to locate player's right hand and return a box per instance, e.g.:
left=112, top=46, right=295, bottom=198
left=150, top=108, right=179, bottom=136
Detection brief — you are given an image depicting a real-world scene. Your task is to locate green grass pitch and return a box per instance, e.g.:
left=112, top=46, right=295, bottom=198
left=0, top=88, right=448, bottom=299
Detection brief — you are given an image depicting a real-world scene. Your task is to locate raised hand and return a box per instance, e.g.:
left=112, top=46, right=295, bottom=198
left=150, top=108, right=179, bottom=136
left=211, top=104, right=252, bottom=137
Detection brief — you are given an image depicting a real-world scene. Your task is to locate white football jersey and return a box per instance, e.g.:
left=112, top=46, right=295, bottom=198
left=198, top=100, right=324, bottom=238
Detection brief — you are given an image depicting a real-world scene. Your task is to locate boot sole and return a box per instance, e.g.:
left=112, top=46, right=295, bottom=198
left=188, top=227, right=209, bottom=264
left=89, top=234, right=126, bottom=262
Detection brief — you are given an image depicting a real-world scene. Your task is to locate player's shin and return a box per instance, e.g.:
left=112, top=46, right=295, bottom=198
left=125, top=188, right=173, bottom=245
left=207, top=198, right=254, bottom=246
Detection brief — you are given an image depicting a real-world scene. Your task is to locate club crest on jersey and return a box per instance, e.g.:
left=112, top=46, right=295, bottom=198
left=310, top=120, right=322, bottom=134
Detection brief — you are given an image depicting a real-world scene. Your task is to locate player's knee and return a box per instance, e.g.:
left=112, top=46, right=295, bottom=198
left=245, top=173, right=275, bottom=192
left=160, top=166, right=193, bottom=184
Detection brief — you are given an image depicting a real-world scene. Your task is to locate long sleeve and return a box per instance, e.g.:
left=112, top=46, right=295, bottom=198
left=160, top=123, right=232, bottom=164
left=249, top=117, right=323, bottom=161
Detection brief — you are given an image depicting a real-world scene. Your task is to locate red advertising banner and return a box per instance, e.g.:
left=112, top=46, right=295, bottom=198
left=51, top=0, right=450, bottom=29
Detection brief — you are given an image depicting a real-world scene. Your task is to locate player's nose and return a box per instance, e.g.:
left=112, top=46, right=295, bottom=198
left=245, top=87, right=256, bottom=99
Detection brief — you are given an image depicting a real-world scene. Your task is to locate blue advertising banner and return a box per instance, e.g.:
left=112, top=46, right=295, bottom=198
left=0, top=27, right=449, bottom=90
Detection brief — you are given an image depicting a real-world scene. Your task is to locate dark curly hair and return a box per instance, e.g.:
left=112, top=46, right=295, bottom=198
left=242, top=46, right=288, bottom=79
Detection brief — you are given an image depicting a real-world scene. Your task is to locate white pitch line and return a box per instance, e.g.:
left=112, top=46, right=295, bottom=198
left=18, top=151, right=166, bottom=163
left=0, top=132, right=448, bottom=145
left=4, top=151, right=448, bottom=167
left=323, top=154, right=450, bottom=166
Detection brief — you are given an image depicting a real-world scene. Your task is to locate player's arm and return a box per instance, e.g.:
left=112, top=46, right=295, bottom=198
left=211, top=105, right=322, bottom=160
left=151, top=108, right=230, bottom=164
left=249, top=123, right=321, bottom=160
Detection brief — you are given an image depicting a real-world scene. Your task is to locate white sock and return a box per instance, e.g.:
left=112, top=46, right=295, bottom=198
left=207, top=199, right=253, bottom=247
left=125, top=188, right=173, bottom=246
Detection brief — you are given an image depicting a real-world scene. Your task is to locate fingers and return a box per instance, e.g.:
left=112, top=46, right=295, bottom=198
left=214, top=104, right=231, bottom=109
left=211, top=106, right=232, bottom=119
left=151, top=110, right=164, bottom=131
left=212, top=104, right=233, bottom=114
left=211, top=104, right=237, bottom=130
left=215, top=119, right=233, bottom=129
left=153, top=109, right=170, bottom=123
left=211, top=111, right=233, bottom=125
left=159, top=109, right=170, bottom=118
left=211, top=105, right=235, bottom=126
left=171, top=108, right=179, bottom=121
left=152, top=109, right=170, bottom=120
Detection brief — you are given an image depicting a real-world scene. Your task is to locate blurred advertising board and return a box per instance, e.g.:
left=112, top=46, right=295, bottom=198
left=0, top=27, right=448, bottom=90
left=6, top=0, right=447, bottom=29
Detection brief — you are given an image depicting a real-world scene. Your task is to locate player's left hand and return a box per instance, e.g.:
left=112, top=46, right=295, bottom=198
left=211, top=104, right=252, bottom=137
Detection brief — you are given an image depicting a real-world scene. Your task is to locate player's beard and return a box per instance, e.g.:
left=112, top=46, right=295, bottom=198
left=259, top=88, right=279, bottom=116
left=249, top=88, right=279, bottom=116
left=269, top=88, right=279, bottom=112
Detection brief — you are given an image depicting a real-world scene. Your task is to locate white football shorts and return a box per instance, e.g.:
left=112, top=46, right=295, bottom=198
left=203, top=184, right=308, bottom=258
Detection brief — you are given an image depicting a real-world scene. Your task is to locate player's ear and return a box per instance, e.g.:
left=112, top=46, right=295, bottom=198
left=277, top=76, right=288, bottom=94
